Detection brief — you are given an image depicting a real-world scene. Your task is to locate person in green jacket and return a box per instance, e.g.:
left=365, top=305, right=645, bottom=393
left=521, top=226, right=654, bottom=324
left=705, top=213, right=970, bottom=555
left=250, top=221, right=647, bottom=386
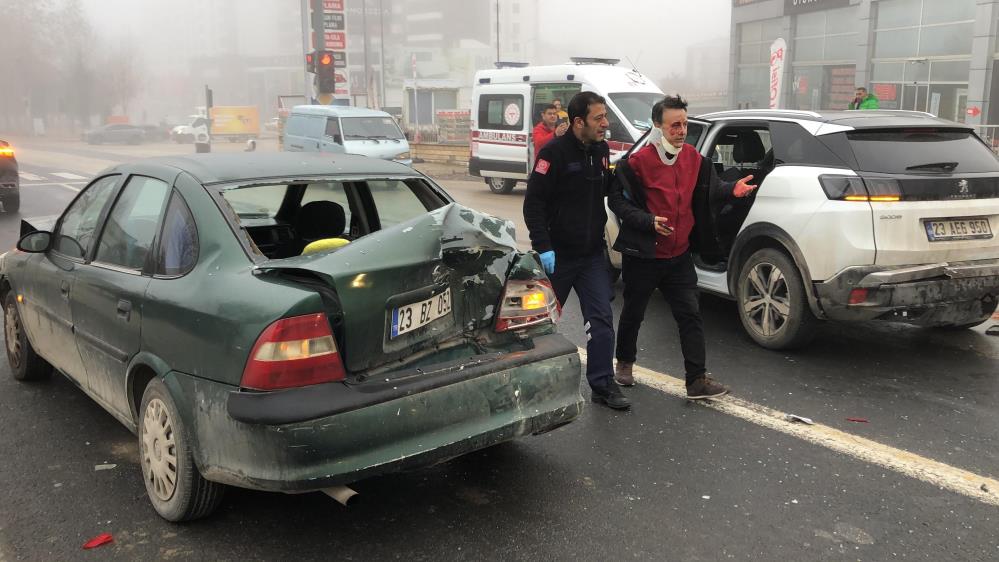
left=849, top=87, right=879, bottom=110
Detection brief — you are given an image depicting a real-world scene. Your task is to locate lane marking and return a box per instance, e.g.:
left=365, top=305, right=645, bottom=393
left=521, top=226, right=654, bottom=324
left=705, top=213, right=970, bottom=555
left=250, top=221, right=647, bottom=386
left=18, top=172, right=46, bottom=181
left=578, top=350, right=999, bottom=506
left=50, top=172, right=87, bottom=180
left=57, top=183, right=81, bottom=192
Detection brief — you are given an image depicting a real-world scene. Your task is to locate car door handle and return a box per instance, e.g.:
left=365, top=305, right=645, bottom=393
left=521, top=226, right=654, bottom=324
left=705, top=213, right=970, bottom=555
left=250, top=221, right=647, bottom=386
left=290, top=144, right=303, bottom=149
left=60, top=280, right=70, bottom=298
left=117, top=299, right=132, bottom=321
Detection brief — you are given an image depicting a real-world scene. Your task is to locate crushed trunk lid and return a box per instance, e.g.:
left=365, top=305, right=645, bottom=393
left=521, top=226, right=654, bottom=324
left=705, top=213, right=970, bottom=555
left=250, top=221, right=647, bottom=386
left=255, top=203, right=525, bottom=372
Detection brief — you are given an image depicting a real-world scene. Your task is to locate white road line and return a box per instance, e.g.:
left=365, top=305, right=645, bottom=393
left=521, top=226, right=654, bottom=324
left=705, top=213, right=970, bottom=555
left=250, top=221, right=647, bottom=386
left=578, top=350, right=999, bottom=507
left=51, top=172, right=87, bottom=180
left=18, top=182, right=82, bottom=191
left=57, top=183, right=81, bottom=192
left=18, top=172, right=45, bottom=181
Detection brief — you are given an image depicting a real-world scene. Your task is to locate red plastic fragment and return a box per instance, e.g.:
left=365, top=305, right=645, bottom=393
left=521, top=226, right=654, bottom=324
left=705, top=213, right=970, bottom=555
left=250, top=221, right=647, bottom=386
left=82, top=533, right=113, bottom=549
left=846, top=417, right=869, bottom=423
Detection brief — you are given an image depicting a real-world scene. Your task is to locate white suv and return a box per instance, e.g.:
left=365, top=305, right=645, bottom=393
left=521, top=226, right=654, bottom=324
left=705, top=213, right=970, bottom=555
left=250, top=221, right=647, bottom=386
left=607, top=109, right=999, bottom=349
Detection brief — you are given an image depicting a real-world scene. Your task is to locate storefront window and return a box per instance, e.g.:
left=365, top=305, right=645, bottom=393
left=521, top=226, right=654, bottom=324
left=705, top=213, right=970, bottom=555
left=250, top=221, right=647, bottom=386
left=737, top=17, right=783, bottom=109
left=874, top=0, right=975, bottom=58
left=792, top=7, right=857, bottom=63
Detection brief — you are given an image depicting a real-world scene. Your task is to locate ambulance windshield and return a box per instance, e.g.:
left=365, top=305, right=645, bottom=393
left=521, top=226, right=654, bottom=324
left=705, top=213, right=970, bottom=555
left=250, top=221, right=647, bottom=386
left=609, top=92, right=664, bottom=132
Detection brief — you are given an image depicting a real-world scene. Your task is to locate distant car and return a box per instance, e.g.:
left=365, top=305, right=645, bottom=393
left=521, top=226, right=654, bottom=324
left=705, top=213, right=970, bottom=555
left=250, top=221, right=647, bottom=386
left=2, top=152, right=582, bottom=522
left=608, top=109, right=999, bottom=349
left=139, top=124, right=170, bottom=142
left=82, top=124, right=145, bottom=145
left=0, top=140, right=18, bottom=213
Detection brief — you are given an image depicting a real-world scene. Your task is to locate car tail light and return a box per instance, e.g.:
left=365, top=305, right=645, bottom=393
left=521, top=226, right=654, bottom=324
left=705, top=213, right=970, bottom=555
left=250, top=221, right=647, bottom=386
left=495, top=279, right=560, bottom=332
left=848, top=288, right=869, bottom=305
left=241, top=313, right=345, bottom=390
left=0, top=146, right=13, bottom=158
left=819, top=175, right=901, bottom=202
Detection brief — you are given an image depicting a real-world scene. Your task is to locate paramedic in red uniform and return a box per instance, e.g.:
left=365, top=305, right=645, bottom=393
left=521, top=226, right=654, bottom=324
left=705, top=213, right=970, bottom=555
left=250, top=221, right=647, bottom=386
left=607, top=94, right=756, bottom=399
left=532, top=104, right=568, bottom=160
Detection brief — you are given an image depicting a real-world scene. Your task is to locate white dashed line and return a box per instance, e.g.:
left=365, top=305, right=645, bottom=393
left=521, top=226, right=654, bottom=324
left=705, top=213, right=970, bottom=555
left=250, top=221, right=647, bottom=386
left=578, top=350, right=999, bottom=506
left=18, top=172, right=45, bottom=182
left=50, top=172, right=87, bottom=180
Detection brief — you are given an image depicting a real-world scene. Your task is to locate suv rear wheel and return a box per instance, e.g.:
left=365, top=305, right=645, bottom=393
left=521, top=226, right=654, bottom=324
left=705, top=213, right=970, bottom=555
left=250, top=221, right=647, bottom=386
left=736, top=248, right=817, bottom=349
left=486, top=177, right=515, bottom=194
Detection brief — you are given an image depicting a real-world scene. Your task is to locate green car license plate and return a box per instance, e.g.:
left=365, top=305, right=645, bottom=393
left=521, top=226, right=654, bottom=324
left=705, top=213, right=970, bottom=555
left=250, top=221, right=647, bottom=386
left=924, top=217, right=993, bottom=242
left=390, top=288, right=452, bottom=338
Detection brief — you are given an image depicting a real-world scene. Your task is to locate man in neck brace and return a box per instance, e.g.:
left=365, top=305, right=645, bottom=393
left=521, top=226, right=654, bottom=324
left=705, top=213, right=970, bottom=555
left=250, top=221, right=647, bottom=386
left=607, top=94, right=756, bottom=399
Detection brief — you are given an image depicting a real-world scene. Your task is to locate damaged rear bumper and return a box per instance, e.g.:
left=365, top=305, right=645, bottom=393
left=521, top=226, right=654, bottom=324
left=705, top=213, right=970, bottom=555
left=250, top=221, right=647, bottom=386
left=814, top=258, right=999, bottom=324
left=163, top=333, right=583, bottom=493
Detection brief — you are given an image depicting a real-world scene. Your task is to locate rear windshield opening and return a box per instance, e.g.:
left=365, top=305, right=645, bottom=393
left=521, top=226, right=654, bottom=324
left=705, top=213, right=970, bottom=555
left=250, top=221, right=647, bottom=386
left=845, top=128, right=999, bottom=174
left=220, top=178, right=447, bottom=260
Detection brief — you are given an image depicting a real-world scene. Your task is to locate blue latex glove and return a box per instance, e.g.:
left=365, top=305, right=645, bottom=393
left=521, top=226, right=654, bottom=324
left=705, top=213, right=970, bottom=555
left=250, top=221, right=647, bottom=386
left=539, top=250, right=556, bottom=275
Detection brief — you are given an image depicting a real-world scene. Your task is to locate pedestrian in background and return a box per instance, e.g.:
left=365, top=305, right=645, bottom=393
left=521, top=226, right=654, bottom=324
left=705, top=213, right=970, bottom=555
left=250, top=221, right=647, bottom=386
left=552, top=98, right=569, bottom=125
left=849, top=86, right=879, bottom=110
left=532, top=104, right=568, bottom=160
left=524, top=91, right=630, bottom=410
left=607, top=94, right=756, bottom=399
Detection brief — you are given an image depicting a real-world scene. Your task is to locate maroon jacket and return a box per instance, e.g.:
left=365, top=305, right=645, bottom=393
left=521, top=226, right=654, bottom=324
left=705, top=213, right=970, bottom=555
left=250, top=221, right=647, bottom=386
left=628, top=144, right=702, bottom=258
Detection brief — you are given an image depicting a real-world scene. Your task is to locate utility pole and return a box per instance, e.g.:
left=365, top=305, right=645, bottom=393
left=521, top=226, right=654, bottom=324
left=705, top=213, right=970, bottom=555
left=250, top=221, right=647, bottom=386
left=495, top=0, right=500, bottom=62
left=300, top=0, right=313, bottom=102
left=362, top=0, right=371, bottom=108
left=310, top=0, right=332, bottom=104
left=379, top=0, right=386, bottom=110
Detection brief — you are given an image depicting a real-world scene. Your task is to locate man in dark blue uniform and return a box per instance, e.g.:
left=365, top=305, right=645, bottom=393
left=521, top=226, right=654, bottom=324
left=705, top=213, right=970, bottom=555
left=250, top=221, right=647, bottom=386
left=523, top=91, right=629, bottom=410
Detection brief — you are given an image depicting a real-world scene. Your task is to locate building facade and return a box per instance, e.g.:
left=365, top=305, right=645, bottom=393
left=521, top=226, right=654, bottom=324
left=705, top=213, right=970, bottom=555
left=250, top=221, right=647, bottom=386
left=730, top=0, right=999, bottom=124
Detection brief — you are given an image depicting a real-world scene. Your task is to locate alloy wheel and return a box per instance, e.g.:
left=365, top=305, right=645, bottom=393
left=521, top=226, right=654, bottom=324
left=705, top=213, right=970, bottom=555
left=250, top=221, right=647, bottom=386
left=742, top=261, right=791, bottom=337
left=141, top=398, right=178, bottom=502
left=5, top=302, right=22, bottom=369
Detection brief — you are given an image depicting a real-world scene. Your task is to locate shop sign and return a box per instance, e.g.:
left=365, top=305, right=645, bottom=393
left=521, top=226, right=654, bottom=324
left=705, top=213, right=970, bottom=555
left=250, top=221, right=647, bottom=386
left=785, top=0, right=850, bottom=15
left=873, top=83, right=897, bottom=102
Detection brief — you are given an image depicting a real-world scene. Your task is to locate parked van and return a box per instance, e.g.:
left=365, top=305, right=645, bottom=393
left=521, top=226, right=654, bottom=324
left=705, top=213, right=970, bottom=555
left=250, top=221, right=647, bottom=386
left=284, top=105, right=412, bottom=165
left=469, top=58, right=664, bottom=194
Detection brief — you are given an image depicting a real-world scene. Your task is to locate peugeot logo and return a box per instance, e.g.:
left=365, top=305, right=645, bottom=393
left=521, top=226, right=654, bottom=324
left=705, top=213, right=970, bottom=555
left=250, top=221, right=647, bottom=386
left=958, top=179, right=970, bottom=195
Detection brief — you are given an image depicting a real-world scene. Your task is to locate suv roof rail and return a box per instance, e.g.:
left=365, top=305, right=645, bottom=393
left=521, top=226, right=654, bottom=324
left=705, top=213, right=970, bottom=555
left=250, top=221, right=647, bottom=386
left=698, top=109, right=824, bottom=119
left=569, top=57, right=620, bottom=66
left=494, top=61, right=530, bottom=69
left=863, top=109, right=937, bottom=118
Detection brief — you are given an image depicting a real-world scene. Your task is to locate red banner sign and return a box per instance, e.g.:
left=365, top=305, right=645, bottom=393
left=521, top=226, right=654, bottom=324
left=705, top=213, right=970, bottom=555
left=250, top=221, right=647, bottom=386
left=324, top=31, right=346, bottom=50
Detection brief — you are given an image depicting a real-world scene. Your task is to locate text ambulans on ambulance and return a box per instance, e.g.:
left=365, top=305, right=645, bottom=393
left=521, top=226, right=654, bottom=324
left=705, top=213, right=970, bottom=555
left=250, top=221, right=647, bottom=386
left=468, top=58, right=664, bottom=194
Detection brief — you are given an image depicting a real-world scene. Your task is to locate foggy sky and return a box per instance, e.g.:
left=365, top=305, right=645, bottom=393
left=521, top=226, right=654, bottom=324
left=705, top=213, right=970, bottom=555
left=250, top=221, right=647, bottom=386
left=82, top=0, right=731, bottom=79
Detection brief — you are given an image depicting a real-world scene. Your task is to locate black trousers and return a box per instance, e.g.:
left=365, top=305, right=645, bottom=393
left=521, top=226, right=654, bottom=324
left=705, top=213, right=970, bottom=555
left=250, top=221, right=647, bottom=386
left=548, top=249, right=615, bottom=391
left=615, top=251, right=707, bottom=384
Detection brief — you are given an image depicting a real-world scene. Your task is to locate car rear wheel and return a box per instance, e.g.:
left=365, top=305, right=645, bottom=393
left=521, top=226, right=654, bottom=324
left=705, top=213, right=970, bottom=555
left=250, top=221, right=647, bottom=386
left=736, top=248, right=817, bottom=350
left=4, top=291, right=52, bottom=381
left=3, top=195, right=19, bottom=214
left=486, top=177, right=515, bottom=194
left=139, top=378, right=224, bottom=522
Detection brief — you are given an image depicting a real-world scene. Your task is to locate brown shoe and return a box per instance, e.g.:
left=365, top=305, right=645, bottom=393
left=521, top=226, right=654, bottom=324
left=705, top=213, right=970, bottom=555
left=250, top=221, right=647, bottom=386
left=614, top=362, right=635, bottom=386
left=686, top=375, right=729, bottom=400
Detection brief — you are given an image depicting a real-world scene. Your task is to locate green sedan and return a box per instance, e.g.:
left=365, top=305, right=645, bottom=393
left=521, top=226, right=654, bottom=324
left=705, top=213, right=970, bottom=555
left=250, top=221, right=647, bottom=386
left=1, top=153, right=583, bottom=521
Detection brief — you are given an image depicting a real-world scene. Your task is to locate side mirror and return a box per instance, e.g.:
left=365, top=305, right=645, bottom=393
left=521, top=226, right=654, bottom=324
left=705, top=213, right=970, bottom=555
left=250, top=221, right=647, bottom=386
left=17, top=231, right=52, bottom=253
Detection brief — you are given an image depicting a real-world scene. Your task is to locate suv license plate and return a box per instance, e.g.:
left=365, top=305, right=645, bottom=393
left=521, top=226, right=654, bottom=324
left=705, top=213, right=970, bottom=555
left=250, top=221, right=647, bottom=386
left=390, top=288, right=452, bottom=338
left=924, top=217, right=993, bottom=242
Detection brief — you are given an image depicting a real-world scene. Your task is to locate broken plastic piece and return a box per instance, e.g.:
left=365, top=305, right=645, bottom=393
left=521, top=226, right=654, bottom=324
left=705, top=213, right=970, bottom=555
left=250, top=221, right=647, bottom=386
left=94, top=464, right=117, bottom=471
left=846, top=417, right=869, bottom=423
left=784, top=414, right=814, bottom=425
left=82, top=533, right=113, bottom=549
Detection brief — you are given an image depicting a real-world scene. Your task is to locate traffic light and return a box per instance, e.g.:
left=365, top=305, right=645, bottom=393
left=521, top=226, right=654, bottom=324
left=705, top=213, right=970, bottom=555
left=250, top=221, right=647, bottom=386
left=316, top=51, right=336, bottom=93
left=305, top=51, right=316, bottom=74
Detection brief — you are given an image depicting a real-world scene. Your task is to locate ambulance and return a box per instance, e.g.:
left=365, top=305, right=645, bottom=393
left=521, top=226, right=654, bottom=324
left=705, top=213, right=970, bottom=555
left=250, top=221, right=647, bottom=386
left=468, top=57, right=664, bottom=194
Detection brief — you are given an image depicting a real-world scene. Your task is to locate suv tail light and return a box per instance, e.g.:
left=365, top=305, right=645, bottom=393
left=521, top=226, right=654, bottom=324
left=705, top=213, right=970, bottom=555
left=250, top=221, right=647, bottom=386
left=495, top=279, right=560, bottom=332
left=241, top=313, right=346, bottom=390
left=0, top=146, right=13, bottom=158
left=819, top=175, right=901, bottom=202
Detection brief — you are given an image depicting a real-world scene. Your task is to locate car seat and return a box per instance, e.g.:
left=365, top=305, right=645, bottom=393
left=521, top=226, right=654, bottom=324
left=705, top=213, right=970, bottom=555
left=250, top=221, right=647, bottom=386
left=714, top=131, right=768, bottom=256
left=292, top=201, right=347, bottom=255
